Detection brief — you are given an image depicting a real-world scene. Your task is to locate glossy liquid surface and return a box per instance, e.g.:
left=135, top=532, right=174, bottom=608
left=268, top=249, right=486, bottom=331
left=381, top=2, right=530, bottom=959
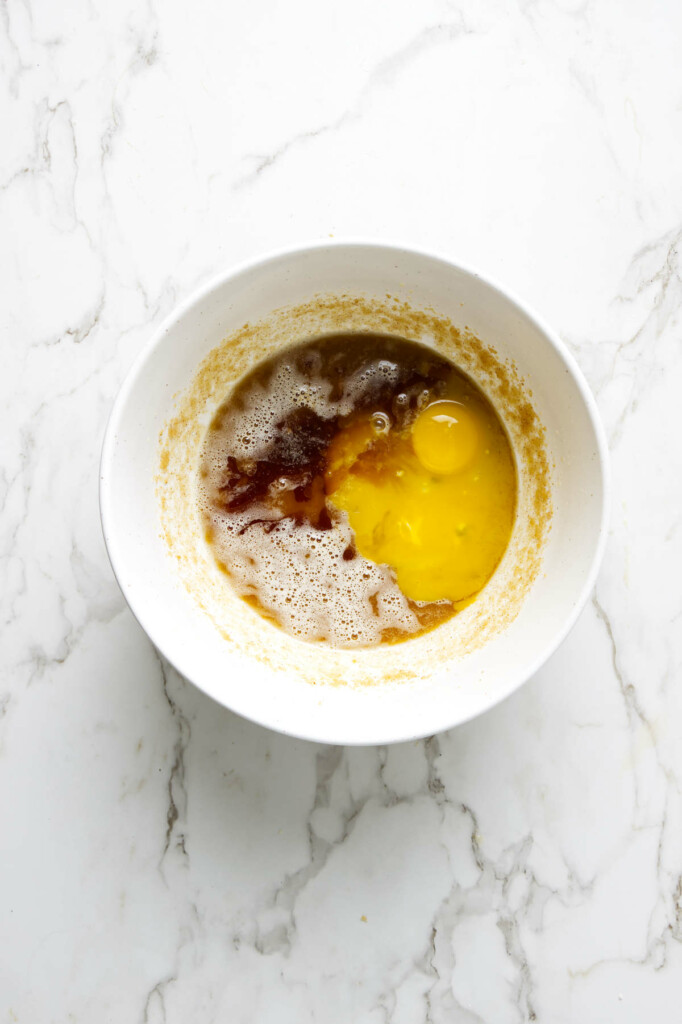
left=198, top=334, right=516, bottom=647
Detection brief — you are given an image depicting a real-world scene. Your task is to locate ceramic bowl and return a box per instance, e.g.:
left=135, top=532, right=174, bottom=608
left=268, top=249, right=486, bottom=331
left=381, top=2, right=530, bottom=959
left=100, top=242, right=609, bottom=744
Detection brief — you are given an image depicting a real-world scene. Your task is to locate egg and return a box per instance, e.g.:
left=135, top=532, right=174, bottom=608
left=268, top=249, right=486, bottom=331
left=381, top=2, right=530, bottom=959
left=326, top=395, right=516, bottom=606
left=411, top=400, right=479, bottom=475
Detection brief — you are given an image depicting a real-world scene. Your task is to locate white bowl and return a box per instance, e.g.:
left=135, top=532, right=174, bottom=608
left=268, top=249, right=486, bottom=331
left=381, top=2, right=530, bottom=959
left=100, top=242, right=609, bottom=745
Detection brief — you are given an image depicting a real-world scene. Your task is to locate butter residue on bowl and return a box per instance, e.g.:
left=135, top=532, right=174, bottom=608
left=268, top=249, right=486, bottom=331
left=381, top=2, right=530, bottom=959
left=157, top=294, right=552, bottom=689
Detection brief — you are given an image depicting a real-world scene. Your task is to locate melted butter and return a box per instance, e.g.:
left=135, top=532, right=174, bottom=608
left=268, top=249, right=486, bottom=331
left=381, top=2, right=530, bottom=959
left=325, top=397, right=516, bottom=606
left=199, top=332, right=518, bottom=646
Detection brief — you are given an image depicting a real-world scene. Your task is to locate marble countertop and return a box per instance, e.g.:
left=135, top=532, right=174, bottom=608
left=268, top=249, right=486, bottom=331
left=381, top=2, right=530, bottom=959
left=2, top=1, right=682, bottom=1020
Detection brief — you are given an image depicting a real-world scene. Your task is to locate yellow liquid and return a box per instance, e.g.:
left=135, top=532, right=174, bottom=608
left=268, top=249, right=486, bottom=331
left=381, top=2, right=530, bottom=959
left=326, top=392, right=516, bottom=608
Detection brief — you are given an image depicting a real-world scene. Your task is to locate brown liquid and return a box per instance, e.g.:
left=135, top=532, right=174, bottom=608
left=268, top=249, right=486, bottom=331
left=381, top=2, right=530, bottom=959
left=199, top=334, right=504, bottom=647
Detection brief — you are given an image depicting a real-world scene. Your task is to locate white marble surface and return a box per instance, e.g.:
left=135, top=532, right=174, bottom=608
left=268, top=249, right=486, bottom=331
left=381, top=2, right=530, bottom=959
left=1, top=0, right=682, bottom=1019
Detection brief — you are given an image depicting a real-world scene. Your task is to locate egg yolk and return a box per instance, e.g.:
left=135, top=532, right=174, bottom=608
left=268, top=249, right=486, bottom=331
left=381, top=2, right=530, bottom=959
left=412, top=401, right=479, bottom=475
left=409, top=401, right=477, bottom=477
left=325, top=398, right=516, bottom=606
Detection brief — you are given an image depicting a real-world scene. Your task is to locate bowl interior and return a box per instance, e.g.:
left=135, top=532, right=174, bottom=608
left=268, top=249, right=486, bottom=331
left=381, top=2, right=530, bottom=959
left=101, top=244, right=607, bottom=744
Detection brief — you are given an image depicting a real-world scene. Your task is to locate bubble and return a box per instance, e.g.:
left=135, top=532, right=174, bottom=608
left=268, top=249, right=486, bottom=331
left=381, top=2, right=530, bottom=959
left=371, top=411, right=391, bottom=434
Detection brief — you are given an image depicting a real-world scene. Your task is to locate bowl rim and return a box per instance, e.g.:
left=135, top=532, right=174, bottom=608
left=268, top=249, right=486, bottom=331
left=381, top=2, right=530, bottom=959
left=100, top=239, right=611, bottom=745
